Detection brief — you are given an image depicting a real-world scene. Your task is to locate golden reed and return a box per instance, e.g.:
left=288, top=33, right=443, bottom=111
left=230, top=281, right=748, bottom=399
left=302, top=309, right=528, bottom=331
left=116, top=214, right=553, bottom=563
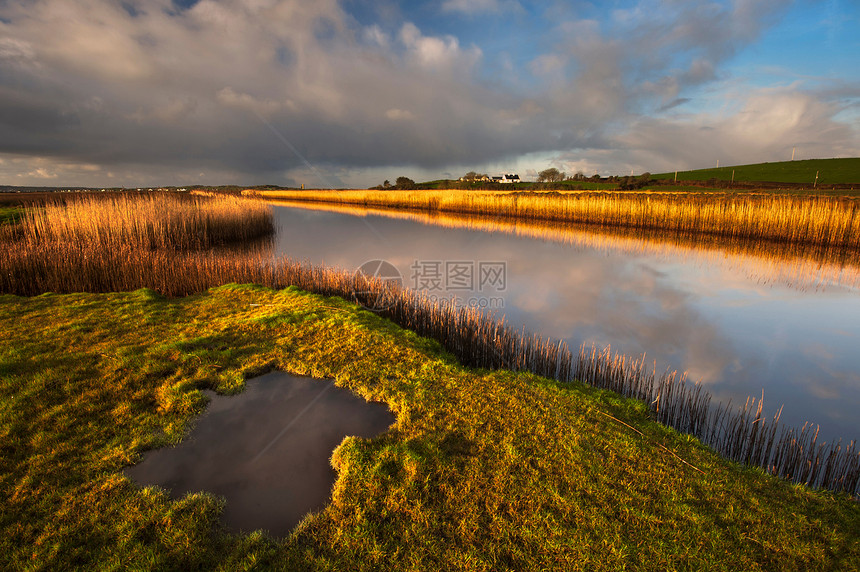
left=266, top=199, right=860, bottom=291
left=249, top=189, right=860, bottom=251
left=2, top=192, right=858, bottom=496
left=20, top=192, right=274, bottom=250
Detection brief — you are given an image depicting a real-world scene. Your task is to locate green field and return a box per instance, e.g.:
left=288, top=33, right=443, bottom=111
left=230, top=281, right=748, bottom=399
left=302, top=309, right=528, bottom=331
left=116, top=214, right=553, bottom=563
left=2, top=285, right=859, bottom=570
left=0, top=206, right=22, bottom=225
left=653, top=158, right=860, bottom=185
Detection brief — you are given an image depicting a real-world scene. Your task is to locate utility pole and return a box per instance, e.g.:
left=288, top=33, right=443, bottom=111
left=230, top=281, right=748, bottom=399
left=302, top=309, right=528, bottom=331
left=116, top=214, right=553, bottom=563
left=731, top=170, right=735, bottom=185
left=814, top=170, right=819, bottom=188
left=674, top=171, right=678, bottom=183
left=716, top=159, right=720, bottom=168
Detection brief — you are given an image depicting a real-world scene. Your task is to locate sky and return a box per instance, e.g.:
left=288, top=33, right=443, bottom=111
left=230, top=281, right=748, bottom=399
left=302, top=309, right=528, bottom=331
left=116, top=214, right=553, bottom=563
left=0, top=0, right=858, bottom=188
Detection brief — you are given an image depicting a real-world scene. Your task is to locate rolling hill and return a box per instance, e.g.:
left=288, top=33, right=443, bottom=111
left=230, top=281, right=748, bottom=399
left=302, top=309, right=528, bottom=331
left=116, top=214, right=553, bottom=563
left=653, top=158, right=860, bottom=185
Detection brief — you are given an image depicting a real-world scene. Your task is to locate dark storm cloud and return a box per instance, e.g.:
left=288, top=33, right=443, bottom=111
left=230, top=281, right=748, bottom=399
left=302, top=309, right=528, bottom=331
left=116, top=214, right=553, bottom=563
left=0, top=0, right=855, bottom=185
left=0, top=0, right=547, bottom=176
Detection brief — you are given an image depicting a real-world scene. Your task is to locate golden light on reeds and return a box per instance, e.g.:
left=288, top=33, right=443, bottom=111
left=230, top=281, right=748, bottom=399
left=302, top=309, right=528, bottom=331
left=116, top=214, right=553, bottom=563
left=2, top=191, right=858, bottom=496
left=20, top=192, right=274, bottom=250
left=250, top=189, right=860, bottom=252
left=266, top=199, right=860, bottom=291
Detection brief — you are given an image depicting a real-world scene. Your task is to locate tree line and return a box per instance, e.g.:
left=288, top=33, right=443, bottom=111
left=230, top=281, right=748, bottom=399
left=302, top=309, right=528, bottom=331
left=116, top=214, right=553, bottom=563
left=371, top=169, right=655, bottom=190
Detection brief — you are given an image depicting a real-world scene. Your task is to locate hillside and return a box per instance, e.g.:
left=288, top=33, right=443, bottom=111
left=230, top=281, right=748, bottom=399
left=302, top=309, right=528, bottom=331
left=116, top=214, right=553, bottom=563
left=653, top=158, right=860, bottom=185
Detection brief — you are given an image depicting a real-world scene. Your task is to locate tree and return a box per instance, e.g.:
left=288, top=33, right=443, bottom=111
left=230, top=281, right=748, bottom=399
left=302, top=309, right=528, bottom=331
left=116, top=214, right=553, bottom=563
left=383, top=180, right=391, bottom=189
left=538, top=167, right=565, bottom=183
left=395, top=176, right=415, bottom=189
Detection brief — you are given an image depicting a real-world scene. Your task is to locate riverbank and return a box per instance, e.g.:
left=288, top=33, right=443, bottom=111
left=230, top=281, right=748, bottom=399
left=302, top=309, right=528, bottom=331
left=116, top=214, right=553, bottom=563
left=1, top=285, right=859, bottom=570
left=4, top=194, right=859, bottom=496
left=246, top=189, right=860, bottom=252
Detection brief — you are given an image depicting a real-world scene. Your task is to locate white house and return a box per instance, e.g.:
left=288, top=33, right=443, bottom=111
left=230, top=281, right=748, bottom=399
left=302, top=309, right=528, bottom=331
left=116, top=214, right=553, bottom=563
left=499, top=173, right=521, bottom=184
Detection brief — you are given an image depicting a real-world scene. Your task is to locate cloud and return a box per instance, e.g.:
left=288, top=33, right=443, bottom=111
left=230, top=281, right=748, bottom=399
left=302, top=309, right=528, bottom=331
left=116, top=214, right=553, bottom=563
left=0, top=0, right=855, bottom=187
left=398, top=22, right=481, bottom=72
left=441, top=0, right=522, bottom=15
left=216, top=88, right=284, bottom=117
left=385, top=108, right=414, bottom=121
left=0, top=37, right=37, bottom=66
left=0, top=0, right=521, bottom=183
left=614, top=86, right=860, bottom=172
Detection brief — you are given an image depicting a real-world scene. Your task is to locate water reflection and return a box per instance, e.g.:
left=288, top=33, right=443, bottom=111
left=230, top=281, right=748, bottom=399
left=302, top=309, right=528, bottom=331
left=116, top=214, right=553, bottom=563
left=125, top=372, right=394, bottom=537
left=267, top=202, right=860, bottom=444
left=269, top=200, right=860, bottom=292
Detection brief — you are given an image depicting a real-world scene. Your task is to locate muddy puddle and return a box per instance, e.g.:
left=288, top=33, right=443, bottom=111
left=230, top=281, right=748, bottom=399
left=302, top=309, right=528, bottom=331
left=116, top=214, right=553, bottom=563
left=124, top=371, right=395, bottom=537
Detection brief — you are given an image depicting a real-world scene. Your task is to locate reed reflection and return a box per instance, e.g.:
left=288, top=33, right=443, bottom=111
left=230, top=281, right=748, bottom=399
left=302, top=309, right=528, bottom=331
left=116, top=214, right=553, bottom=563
left=268, top=199, right=860, bottom=292
left=267, top=201, right=860, bottom=447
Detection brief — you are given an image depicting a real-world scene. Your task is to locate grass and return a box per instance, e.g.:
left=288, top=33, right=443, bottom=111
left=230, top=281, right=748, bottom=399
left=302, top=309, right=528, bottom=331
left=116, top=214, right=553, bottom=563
left=3, top=191, right=859, bottom=567
left=1, top=285, right=859, bottom=570
left=652, top=158, right=860, bottom=185
left=248, top=189, right=860, bottom=252
left=4, top=193, right=858, bottom=497
left=0, top=206, right=22, bottom=226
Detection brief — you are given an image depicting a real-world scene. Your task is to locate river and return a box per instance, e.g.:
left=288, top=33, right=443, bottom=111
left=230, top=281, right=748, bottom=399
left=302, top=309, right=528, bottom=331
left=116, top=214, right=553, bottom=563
left=268, top=202, right=860, bottom=445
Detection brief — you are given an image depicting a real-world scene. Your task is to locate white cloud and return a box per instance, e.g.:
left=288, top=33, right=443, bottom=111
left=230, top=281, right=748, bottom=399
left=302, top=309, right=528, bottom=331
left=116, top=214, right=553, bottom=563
left=23, top=167, right=58, bottom=179
left=362, top=25, right=389, bottom=48
left=399, top=22, right=481, bottom=72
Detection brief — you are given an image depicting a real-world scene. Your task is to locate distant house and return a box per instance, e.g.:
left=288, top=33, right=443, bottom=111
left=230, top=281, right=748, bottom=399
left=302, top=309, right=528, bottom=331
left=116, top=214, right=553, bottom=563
left=459, top=173, right=521, bottom=184
left=458, top=174, right=492, bottom=182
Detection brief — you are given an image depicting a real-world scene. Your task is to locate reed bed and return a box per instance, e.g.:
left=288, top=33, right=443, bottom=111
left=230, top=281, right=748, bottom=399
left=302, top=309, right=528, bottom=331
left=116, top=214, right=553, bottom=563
left=3, top=238, right=858, bottom=496
left=17, top=193, right=274, bottom=250
left=250, top=189, right=860, bottom=252
left=2, top=192, right=858, bottom=496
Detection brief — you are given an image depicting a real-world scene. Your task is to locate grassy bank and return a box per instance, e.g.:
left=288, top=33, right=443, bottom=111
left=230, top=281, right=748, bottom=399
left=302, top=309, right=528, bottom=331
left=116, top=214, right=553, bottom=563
left=247, top=189, right=860, bottom=252
left=2, top=285, right=859, bottom=570
left=4, top=192, right=859, bottom=497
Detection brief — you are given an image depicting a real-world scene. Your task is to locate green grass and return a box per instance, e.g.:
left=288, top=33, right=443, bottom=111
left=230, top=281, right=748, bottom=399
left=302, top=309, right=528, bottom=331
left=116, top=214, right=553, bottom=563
left=1, top=285, right=858, bottom=570
left=0, top=206, right=22, bottom=225
left=653, top=158, right=860, bottom=185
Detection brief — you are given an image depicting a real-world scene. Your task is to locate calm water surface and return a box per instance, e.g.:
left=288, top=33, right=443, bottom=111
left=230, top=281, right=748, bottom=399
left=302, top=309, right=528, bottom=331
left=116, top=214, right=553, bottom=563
left=272, top=204, right=860, bottom=444
left=125, top=372, right=394, bottom=536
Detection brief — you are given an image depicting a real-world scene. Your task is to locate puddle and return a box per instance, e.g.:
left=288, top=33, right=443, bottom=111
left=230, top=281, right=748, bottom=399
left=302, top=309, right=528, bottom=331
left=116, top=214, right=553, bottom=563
left=124, top=371, right=395, bottom=537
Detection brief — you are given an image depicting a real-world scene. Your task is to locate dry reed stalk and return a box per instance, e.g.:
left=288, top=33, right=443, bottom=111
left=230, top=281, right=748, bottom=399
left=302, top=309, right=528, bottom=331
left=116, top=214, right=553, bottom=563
left=3, top=238, right=858, bottom=495
left=2, top=193, right=859, bottom=496
left=251, top=189, right=860, bottom=252
left=264, top=199, right=860, bottom=291
left=21, top=193, right=274, bottom=250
